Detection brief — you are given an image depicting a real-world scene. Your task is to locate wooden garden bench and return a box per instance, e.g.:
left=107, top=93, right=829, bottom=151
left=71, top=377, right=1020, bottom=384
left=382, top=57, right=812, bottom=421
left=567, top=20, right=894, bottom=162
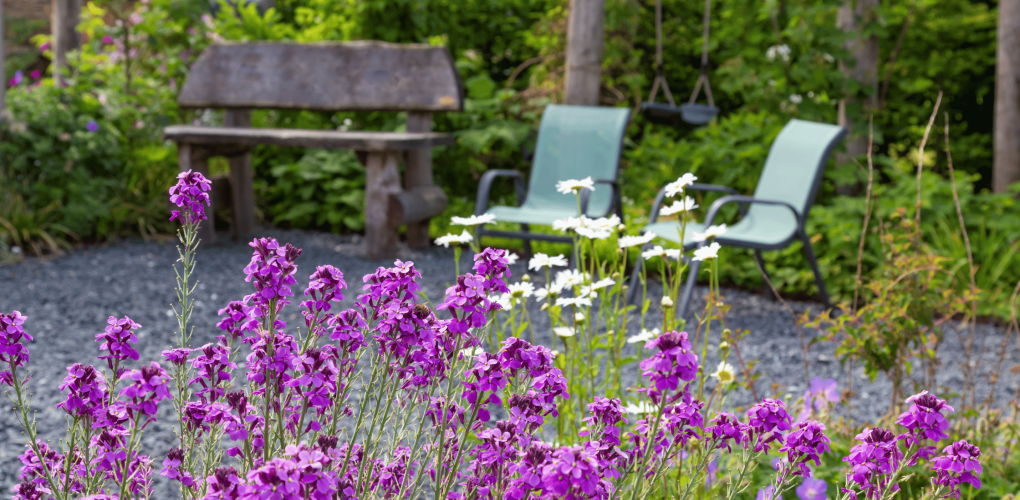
left=163, top=41, right=462, bottom=259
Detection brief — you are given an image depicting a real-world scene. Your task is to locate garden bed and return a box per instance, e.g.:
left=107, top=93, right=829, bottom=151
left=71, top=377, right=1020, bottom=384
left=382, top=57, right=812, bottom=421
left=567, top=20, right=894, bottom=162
left=1, top=228, right=1015, bottom=497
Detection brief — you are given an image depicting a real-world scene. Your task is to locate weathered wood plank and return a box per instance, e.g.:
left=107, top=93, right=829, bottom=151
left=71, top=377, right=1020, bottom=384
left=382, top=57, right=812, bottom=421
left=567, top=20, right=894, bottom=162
left=178, top=42, right=463, bottom=112
left=404, top=112, right=439, bottom=248
left=224, top=110, right=257, bottom=241
left=164, top=126, right=456, bottom=151
left=389, top=185, right=448, bottom=227
left=364, top=152, right=402, bottom=260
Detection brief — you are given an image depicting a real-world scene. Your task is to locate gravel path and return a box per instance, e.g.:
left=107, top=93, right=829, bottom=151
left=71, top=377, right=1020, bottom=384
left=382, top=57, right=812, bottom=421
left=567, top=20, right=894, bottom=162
left=1, top=228, right=1017, bottom=496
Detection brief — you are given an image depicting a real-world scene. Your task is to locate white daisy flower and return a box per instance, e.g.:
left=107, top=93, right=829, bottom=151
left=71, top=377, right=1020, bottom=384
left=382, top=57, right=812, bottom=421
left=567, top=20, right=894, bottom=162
left=556, top=296, right=593, bottom=308
left=434, top=230, right=474, bottom=248
left=508, top=282, right=535, bottom=298
left=554, top=269, right=587, bottom=288
left=664, top=173, right=698, bottom=198
left=493, top=293, right=513, bottom=311
left=451, top=213, right=497, bottom=226
left=575, top=226, right=612, bottom=240
left=552, top=217, right=583, bottom=232
left=529, top=253, right=569, bottom=270
left=554, top=326, right=576, bottom=338
left=534, top=287, right=552, bottom=302
left=555, top=177, right=595, bottom=194
left=692, top=242, right=721, bottom=261
left=664, top=249, right=682, bottom=260
left=585, top=214, right=622, bottom=231
left=626, top=328, right=660, bottom=344
left=589, top=278, right=616, bottom=291
left=659, top=196, right=699, bottom=216
left=624, top=401, right=656, bottom=414
left=618, top=232, right=655, bottom=248
left=711, top=361, right=737, bottom=385
left=642, top=245, right=667, bottom=260
left=506, top=253, right=519, bottom=265
left=692, top=223, right=727, bottom=242
left=460, top=346, right=485, bottom=358
left=789, top=94, right=803, bottom=104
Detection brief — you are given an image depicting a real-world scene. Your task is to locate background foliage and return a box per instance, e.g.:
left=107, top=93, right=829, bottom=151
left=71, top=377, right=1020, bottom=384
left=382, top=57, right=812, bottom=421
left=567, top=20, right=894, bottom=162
left=1, top=0, right=1018, bottom=316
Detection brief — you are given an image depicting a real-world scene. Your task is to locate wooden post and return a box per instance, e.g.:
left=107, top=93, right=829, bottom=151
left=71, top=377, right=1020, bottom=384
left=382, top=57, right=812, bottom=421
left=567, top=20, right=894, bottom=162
left=995, top=0, right=1020, bottom=192
left=564, top=0, right=606, bottom=106
left=224, top=109, right=257, bottom=241
left=834, top=0, right=879, bottom=196
left=51, top=0, right=81, bottom=87
left=177, top=143, right=216, bottom=245
left=405, top=112, right=434, bottom=248
left=364, top=151, right=402, bottom=260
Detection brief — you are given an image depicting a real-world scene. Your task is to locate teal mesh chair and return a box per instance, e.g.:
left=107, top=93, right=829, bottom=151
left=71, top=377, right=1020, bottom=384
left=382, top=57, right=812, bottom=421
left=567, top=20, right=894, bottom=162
left=474, top=105, right=631, bottom=254
left=628, top=119, right=847, bottom=316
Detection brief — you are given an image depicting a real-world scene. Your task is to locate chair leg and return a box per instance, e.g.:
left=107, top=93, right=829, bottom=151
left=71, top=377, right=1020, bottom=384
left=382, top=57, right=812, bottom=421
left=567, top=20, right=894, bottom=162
left=520, top=223, right=534, bottom=261
left=754, top=249, right=780, bottom=301
left=676, top=257, right=702, bottom=319
left=800, top=231, right=831, bottom=308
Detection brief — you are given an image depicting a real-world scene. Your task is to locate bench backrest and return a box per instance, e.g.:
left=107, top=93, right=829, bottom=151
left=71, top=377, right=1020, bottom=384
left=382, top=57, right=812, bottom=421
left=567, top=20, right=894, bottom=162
left=177, top=41, right=463, bottom=112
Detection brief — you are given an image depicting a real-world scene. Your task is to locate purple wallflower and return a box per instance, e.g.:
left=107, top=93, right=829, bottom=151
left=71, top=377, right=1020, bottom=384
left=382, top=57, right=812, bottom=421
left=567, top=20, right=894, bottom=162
left=842, top=427, right=902, bottom=499
left=205, top=466, right=244, bottom=500
left=160, top=447, right=196, bottom=487
left=217, top=300, right=254, bottom=339
left=896, top=390, right=953, bottom=442
left=779, top=420, right=831, bottom=476
left=169, top=169, right=213, bottom=224
left=95, top=315, right=141, bottom=369
left=931, top=440, right=982, bottom=499
left=0, top=310, right=32, bottom=385
left=798, top=377, right=839, bottom=421
left=705, top=412, right=750, bottom=452
left=119, top=361, right=172, bottom=420
left=473, top=248, right=511, bottom=293
left=329, top=309, right=367, bottom=353
left=55, top=363, right=107, bottom=419
left=86, top=121, right=99, bottom=132
left=797, top=477, right=827, bottom=500
left=189, top=341, right=235, bottom=402
left=244, top=238, right=301, bottom=306
left=747, top=398, right=792, bottom=452
left=12, top=480, right=50, bottom=500
left=163, top=347, right=191, bottom=366
left=637, top=330, right=699, bottom=401
left=539, top=446, right=602, bottom=499
left=303, top=265, right=347, bottom=314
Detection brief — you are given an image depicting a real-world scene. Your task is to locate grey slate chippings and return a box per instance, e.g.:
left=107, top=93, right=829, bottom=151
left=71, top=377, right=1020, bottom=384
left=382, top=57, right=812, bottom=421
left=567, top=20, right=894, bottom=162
left=0, top=228, right=1016, bottom=497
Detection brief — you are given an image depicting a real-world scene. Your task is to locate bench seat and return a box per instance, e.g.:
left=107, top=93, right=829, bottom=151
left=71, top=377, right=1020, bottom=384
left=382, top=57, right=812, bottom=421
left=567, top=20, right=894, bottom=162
left=164, top=126, right=456, bottom=152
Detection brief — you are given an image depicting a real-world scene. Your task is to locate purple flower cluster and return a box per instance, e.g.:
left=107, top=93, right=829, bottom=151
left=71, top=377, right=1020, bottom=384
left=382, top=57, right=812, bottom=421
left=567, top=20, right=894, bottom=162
left=55, top=363, right=107, bottom=419
left=0, top=310, right=31, bottom=385
left=705, top=412, right=750, bottom=452
left=628, top=389, right=704, bottom=468
left=217, top=300, right=255, bottom=339
left=747, top=398, right=792, bottom=452
left=169, top=169, right=212, bottom=224
left=896, top=390, right=954, bottom=462
left=302, top=265, right=347, bottom=331
left=243, top=238, right=302, bottom=326
left=842, top=427, right=902, bottom=499
left=778, top=420, right=831, bottom=477
left=930, top=440, right=982, bottom=499
left=160, top=447, right=195, bottom=487
left=119, top=361, right=172, bottom=421
left=438, top=249, right=513, bottom=334
left=637, top=330, right=699, bottom=402
left=188, top=341, right=236, bottom=403
left=96, top=315, right=141, bottom=370
left=797, top=377, right=839, bottom=422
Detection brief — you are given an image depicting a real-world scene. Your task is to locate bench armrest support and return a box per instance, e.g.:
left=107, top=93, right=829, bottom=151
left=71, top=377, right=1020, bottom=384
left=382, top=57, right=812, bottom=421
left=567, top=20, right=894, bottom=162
left=700, top=195, right=802, bottom=242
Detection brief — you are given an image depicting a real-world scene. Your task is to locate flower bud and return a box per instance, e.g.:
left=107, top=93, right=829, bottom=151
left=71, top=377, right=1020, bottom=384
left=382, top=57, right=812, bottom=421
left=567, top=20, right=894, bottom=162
left=722, top=328, right=732, bottom=339
left=522, top=274, right=532, bottom=282
left=719, top=341, right=731, bottom=358
left=540, top=303, right=550, bottom=311
left=550, top=350, right=560, bottom=358
left=661, top=296, right=674, bottom=308
left=575, top=312, right=586, bottom=323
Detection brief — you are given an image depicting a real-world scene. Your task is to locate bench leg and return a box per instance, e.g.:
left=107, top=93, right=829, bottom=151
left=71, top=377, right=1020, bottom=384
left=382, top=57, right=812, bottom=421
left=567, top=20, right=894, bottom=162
left=229, top=153, right=256, bottom=242
left=225, top=110, right=256, bottom=242
left=364, top=151, right=402, bottom=260
left=178, top=143, right=215, bottom=246
left=405, top=112, right=437, bottom=249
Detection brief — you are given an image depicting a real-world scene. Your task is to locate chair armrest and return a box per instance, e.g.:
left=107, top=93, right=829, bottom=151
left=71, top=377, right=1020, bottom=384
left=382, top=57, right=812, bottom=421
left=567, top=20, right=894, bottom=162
left=701, top=195, right=802, bottom=241
left=579, top=179, right=622, bottom=219
left=687, top=183, right=741, bottom=196
left=475, top=169, right=527, bottom=216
